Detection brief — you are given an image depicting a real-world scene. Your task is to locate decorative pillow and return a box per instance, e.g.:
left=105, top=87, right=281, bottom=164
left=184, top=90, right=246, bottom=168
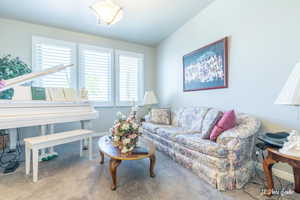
left=201, top=109, right=223, bottom=139
left=210, top=110, right=236, bottom=141
left=150, top=108, right=171, bottom=125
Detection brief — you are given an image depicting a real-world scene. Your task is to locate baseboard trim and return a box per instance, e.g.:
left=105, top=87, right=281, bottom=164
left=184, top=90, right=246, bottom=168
left=255, top=162, right=294, bottom=182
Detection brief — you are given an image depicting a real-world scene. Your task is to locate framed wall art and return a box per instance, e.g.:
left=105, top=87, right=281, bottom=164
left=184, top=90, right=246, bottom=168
left=183, top=37, right=228, bottom=92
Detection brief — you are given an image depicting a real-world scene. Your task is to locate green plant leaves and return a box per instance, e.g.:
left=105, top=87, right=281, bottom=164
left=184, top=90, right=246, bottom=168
left=0, top=54, right=32, bottom=99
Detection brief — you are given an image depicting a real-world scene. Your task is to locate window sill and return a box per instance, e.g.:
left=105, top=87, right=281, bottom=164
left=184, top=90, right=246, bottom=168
left=94, top=105, right=133, bottom=109
left=89, top=100, right=143, bottom=109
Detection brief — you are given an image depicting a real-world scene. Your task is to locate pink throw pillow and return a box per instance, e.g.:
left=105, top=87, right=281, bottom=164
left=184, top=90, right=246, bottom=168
left=210, top=110, right=236, bottom=141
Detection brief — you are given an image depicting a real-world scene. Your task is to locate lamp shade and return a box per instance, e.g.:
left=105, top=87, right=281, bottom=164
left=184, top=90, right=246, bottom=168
left=143, top=91, right=158, bottom=105
left=275, top=63, right=300, bottom=105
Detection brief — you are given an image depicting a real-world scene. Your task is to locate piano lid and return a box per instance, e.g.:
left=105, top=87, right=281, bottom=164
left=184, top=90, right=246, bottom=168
left=0, top=64, right=74, bottom=92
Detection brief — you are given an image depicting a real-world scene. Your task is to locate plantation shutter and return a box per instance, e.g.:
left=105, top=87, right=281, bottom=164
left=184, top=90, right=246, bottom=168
left=32, top=37, right=76, bottom=88
left=79, top=45, right=113, bottom=105
left=116, top=51, right=144, bottom=105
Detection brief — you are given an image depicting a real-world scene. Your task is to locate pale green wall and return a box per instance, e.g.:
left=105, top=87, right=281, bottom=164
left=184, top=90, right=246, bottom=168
left=0, top=18, right=156, bottom=134
left=156, top=0, right=300, bottom=180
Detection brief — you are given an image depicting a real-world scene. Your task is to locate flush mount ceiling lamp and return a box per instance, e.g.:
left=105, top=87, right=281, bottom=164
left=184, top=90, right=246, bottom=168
left=90, top=0, right=123, bottom=26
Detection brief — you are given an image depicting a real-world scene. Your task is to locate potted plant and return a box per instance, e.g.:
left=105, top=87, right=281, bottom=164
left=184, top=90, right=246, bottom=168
left=0, top=54, right=32, bottom=99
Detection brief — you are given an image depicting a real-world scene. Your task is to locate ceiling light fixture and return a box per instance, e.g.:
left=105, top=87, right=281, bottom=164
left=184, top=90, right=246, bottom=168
left=90, top=0, right=123, bottom=26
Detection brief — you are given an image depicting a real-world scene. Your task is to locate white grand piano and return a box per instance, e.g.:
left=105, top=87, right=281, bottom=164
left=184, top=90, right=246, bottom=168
left=0, top=65, right=99, bottom=160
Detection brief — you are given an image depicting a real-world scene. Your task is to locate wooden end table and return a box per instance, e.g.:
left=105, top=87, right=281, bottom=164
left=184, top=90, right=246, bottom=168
left=98, top=136, right=156, bottom=190
left=263, top=148, right=300, bottom=196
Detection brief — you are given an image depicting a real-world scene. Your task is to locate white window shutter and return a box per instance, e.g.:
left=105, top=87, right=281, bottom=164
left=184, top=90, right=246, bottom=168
left=32, top=36, right=145, bottom=107
left=79, top=45, right=113, bottom=105
left=32, top=36, right=76, bottom=88
left=116, top=50, right=144, bottom=106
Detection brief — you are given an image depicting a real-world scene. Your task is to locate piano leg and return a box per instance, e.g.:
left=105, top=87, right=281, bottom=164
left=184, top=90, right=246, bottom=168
left=48, top=124, right=58, bottom=157
left=81, top=120, right=92, bottom=150
left=8, top=128, right=17, bottom=151
left=32, top=148, right=39, bottom=182
left=25, top=143, right=31, bottom=175
left=89, top=135, right=92, bottom=160
left=80, top=140, right=83, bottom=157
left=39, top=125, right=47, bottom=162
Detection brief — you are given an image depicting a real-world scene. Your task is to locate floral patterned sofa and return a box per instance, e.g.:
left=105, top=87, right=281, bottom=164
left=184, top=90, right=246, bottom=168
left=141, top=107, right=261, bottom=191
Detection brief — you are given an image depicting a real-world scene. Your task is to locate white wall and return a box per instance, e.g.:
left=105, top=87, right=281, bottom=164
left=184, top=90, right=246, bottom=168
left=0, top=18, right=156, bottom=134
left=156, top=0, right=300, bottom=179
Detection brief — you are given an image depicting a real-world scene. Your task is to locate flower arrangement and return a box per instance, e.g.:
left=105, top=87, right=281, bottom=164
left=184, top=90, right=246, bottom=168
left=110, top=112, right=140, bottom=154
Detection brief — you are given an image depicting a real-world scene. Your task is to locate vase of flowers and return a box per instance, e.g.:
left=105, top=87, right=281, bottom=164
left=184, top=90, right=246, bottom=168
left=110, top=112, right=140, bottom=154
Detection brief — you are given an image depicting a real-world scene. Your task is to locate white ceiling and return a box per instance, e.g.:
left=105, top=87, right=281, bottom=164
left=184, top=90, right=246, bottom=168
left=0, top=0, right=213, bottom=46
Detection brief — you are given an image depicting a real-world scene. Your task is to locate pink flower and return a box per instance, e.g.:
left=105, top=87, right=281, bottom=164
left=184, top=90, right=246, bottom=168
left=128, top=134, right=137, bottom=139
left=0, top=80, right=6, bottom=89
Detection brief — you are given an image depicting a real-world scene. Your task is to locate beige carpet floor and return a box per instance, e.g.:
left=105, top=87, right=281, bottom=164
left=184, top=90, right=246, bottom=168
left=0, top=137, right=299, bottom=200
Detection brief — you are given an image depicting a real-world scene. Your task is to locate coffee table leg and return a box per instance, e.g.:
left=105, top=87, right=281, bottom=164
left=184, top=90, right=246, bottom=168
left=263, top=156, right=277, bottom=196
left=149, top=154, right=156, bottom=178
left=293, top=167, right=300, bottom=193
left=109, top=159, right=121, bottom=190
left=99, top=151, right=104, bottom=164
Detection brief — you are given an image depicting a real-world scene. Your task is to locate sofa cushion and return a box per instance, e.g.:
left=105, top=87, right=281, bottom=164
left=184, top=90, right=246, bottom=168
left=142, top=122, right=172, bottom=133
left=171, top=108, right=184, bottom=126
left=181, top=107, right=210, bottom=131
left=175, top=134, right=228, bottom=158
left=171, top=107, right=209, bottom=130
left=150, top=108, right=171, bottom=125
left=156, top=127, right=197, bottom=141
left=201, top=109, right=223, bottom=139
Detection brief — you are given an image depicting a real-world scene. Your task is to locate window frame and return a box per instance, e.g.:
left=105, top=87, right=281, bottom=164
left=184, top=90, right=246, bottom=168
left=115, top=50, right=144, bottom=107
left=78, top=44, right=114, bottom=107
left=32, top=36, right=77, bottom=89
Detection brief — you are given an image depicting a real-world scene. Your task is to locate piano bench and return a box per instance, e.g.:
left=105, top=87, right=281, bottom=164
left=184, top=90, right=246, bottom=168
left=24, top=129, right=94, bottom=182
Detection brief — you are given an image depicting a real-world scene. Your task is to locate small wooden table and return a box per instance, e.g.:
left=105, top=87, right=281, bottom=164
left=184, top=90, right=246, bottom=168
left=98, top=136, right=156, bottom=190
left=263, top=148, right=300, bottom=196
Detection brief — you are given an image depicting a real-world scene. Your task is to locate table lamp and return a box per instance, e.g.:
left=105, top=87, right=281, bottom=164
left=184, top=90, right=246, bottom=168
left=143, top=91, right=158, bottom=106
left=131, top=91, right=158, bottom=122
left=275, top=63, right=300, bottom=105
left=275, top=62, right=300, bottom=157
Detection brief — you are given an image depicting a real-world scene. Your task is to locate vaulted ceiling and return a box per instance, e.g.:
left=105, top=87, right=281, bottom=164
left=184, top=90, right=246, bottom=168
left=0, top=0, right=214, bottom=46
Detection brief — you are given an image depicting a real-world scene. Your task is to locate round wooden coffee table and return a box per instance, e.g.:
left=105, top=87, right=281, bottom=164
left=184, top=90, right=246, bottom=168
left=98, top=136, right=156, bottom=190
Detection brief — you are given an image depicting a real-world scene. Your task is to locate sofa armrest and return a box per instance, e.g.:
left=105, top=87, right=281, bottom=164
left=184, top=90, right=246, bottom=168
left=216, top=114, right=261, bottom=150
left=215, top=115, right=261, bottom=174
